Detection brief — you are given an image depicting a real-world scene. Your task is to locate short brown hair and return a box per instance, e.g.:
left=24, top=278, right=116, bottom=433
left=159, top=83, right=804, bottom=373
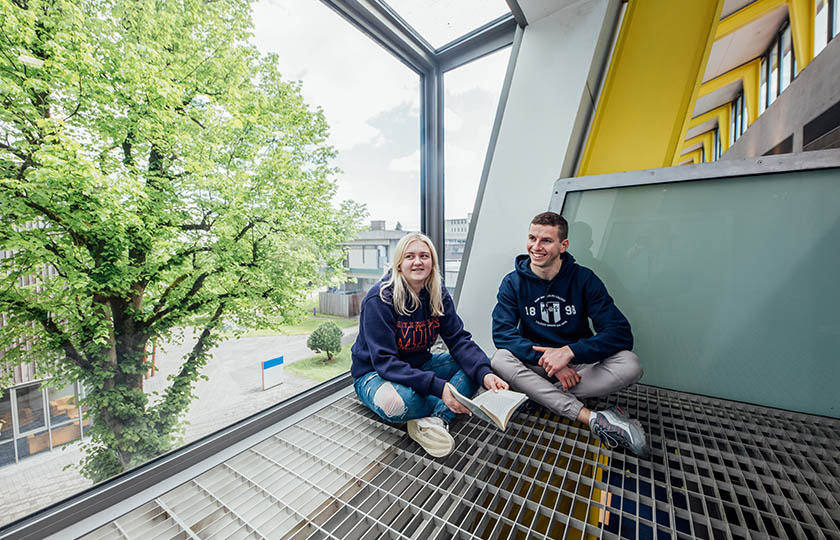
left=530, top=212, right=568, bottom=241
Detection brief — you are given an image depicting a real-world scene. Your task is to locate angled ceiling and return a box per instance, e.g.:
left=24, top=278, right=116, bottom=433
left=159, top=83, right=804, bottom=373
left=682, top=0, right=790, bottom=154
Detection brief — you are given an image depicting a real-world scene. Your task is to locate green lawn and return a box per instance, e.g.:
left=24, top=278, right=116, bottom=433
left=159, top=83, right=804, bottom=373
left=287, top=344, right=352, bottom=382
left=219, top=308, right=358, bottom=338
left=275, top=314, right=357, bottom=336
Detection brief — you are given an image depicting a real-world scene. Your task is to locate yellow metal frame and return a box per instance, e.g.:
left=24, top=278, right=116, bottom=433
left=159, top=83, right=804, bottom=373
left=715, top=0, right=787, bottom=39
left=679, top=148, right=703, bottom=165
left=689, top=104, right=732, bottom=150
left=578, top=0, right=723, bottom=175
left=670, top=0, right=817, bottom=163
left=682, top=130, right=715, bottom=162
left=698, top=58, right=761, bottom=124
left=715, top=0, right=813, bottom=71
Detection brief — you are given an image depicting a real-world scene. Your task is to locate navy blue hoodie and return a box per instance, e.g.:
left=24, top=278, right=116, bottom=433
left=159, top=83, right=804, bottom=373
left=492, top=253, right=632, bottom=365
left=351, top=278, right=492, bottom=398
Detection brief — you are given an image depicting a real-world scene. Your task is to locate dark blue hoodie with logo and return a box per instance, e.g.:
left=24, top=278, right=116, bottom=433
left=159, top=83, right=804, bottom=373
left=492, top=253, right=633, bottom=365
left=351, top=277, right=492, bottom=398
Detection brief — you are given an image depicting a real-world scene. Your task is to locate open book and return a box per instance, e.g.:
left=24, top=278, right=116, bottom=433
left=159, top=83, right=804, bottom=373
left=449, top=385, right=528, bottom=431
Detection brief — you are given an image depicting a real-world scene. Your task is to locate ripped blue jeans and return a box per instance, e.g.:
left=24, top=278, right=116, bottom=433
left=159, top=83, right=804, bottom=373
left=353, top=353, right=478, bottom=425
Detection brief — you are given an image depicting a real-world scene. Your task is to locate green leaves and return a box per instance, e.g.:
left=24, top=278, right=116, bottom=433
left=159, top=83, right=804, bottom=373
left=307, top=322, right=344, bottom=363
left=1, top=0, right=363, bottom=480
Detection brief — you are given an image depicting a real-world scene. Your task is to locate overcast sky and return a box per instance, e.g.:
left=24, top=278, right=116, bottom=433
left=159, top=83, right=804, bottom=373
left=251, top=0, right=510, bottom=231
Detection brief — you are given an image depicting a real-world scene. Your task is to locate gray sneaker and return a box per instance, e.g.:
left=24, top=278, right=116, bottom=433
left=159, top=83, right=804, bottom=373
left=590, top=406, right=650, bottom=459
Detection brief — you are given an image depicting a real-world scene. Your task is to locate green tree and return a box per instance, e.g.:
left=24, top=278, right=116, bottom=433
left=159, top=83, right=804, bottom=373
left=0, top=0, right=365, bottom=481
left=306, top=322, right=343, bottom=363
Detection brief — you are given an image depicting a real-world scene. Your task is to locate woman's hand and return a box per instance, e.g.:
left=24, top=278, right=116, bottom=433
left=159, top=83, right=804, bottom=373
left=442, top=383, right=471, bottom=414
left=483, top=373, right=509, bottom=391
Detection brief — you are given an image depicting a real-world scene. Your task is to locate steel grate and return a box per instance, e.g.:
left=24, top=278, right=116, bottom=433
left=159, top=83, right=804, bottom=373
left=81, top=384, right=840, bottom=540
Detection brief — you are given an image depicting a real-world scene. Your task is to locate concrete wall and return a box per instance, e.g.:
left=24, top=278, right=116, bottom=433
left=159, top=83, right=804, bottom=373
left=457, top=0, right=621, bottom=353
left=724, top=36, right=840, bottom=158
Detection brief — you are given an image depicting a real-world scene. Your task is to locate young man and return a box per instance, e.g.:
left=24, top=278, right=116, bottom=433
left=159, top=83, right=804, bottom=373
left=491, top=212, right=650, bottom=458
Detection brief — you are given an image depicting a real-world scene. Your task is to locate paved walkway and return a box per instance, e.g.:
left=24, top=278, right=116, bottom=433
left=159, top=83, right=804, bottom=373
left=0, top=326, right=358, bottom=526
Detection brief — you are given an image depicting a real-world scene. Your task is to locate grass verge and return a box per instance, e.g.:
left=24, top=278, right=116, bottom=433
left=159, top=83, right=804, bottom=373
left=287, top=344, right=352, bottom=382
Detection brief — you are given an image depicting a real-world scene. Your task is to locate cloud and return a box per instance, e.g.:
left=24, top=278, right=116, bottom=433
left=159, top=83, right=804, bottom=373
left=444, top=48, right=510, bottom=96
left=445, top=107, right=463, bottom=133
left=389, top=150, right=421, bottom=173
left=251, top=0, right=419, bottom=151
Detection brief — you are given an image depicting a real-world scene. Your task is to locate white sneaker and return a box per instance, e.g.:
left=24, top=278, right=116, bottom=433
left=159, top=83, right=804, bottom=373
left=406, top=416, right=454, bottom=457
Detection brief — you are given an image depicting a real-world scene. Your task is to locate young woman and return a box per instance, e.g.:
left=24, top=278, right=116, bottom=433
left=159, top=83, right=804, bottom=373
left=350, top=232, right=508, bottom=458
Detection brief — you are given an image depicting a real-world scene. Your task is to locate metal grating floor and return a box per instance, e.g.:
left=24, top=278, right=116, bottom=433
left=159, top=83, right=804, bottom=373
left=82, top=384, right=840, bottom=540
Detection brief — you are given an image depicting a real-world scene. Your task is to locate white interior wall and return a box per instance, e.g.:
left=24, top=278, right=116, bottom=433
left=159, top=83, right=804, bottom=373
left=457, top=0, right=620, bottom=353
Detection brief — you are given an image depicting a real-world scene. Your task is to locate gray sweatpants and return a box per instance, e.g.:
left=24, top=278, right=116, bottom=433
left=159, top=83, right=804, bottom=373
left=490, top=349, right=643, bottom=421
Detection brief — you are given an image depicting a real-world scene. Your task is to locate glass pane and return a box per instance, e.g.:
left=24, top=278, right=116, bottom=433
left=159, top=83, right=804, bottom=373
left=561, top=168, right=840, bottom=416
left=383, top=0, right=510, bottom=48
left=730, top=101, right=737, bottom=145
left=0, top=392, right=12, bottom=441
left=443, top=48, right=510, bottom=294
left=50, top=421, right=81, bottom=448
left=0, top=441, right=13, bottom=466
left=740, top=94, right=747, bottom=135
left=48, top=385, right=79, bottom=426
left=1, top=0, right=419, bottom=522
left=17, top=430, right=49, bottom=459
left=759, top=57, right=767, bottom=114
left=253, top=1, right=421, bottom=234
left=15, top=384, right=45, bottom=433
left=780, top=26, right=792, bottom=91
left=834, top=0, right=839, bottom=38
left=768, top=44, right=778, bottom=103
left=815, top=0, right=829, bottom=54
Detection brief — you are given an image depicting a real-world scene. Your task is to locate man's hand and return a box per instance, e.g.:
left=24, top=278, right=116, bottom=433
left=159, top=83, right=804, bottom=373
left=555, top=366, right=580, bottom=391
left=533, top=345, right=575, bottom=378
left=483, top=373, right=509, bottom=391
left=442, top=383, right=471, bottom=415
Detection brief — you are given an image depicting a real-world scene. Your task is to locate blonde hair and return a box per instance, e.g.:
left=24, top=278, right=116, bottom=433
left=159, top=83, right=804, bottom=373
left=380, top=233, right=444, bottom=316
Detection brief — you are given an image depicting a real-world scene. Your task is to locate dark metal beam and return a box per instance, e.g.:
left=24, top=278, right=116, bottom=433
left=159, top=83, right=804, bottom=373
left=421, top=67, right=445, bottom=266
left=437, top=14, right=516, bottom=73
left=506, top=0, right=528, bottom=27
left=319, top=0, right=436, bottom=73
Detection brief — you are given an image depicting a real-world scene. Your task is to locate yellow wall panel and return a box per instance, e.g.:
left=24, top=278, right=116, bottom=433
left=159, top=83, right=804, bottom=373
left=578, top=0, right=723, bottom=176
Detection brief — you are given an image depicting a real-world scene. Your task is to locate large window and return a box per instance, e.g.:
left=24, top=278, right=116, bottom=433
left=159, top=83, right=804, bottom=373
left=442, top=48, right=510, bottom=293
left=731, top=90, right=746, bottom=145
left=814, top=0, right=838, bottom=57
left=763, top=20, right=797, bottom=110
left=0, top=383, right=83, bottom=467
left=0, top=0, right=422, bottom=525
left=383, top=0, right=509, bottom=48
left=1, top=0, right=516, bottom=527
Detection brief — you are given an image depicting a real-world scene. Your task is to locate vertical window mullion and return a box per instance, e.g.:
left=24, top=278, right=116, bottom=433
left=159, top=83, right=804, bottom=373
left=10, top=387, right=19, bottom=463
left=776, top=32, right=783, bottom=97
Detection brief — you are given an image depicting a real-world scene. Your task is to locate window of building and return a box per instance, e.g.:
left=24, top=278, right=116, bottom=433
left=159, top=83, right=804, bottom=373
left=731, top=91, right=746, bottom=145
left=763, top=19, right=798, bottom=110
left=0, top=392, right=12, bottom=466
left=759, top=56, right=767, bottom=115
left=780, top=24, right=793, bottom=92
left=768, top=42, right=779, bottom=106
left=815, top=0, right=838, bottom=56
left=816, top=0, right=829, bottom=54
left=0, top=383, right=84, bottom=466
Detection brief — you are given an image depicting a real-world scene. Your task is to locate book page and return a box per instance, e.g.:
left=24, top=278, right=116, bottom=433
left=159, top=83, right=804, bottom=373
left=472, top=390, right=527, bottom=429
